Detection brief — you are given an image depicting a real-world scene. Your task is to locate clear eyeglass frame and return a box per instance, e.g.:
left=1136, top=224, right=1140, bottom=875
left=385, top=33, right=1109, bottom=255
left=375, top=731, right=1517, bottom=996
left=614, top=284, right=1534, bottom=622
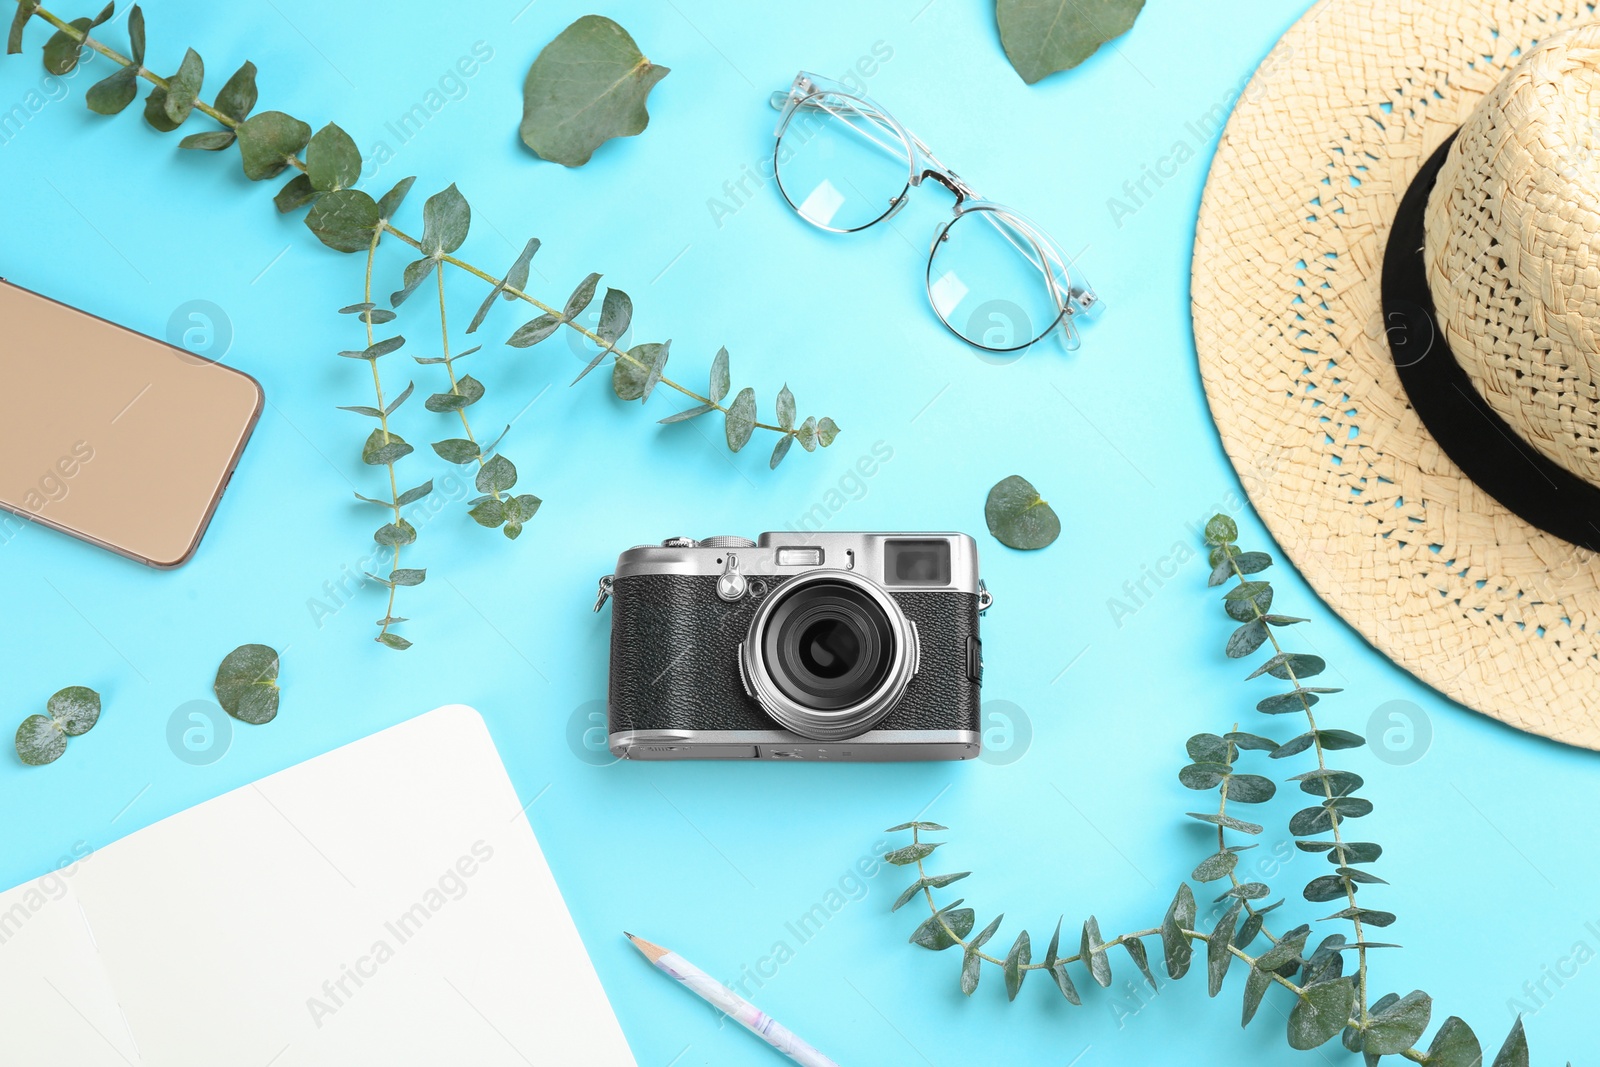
left=769, top=71, right=1101, bottom=353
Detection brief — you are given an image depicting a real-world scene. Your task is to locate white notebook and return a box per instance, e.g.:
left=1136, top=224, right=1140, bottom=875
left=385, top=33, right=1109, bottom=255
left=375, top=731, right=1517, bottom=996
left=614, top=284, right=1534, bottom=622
left=0, top=704, right=635, bottom=1066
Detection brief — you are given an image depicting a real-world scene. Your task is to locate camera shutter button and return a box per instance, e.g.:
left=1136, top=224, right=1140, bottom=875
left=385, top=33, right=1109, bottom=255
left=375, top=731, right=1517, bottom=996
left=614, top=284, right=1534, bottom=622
left=717, top=552, right=748, bottom=601
left=662, top=537, right=698, bottom=547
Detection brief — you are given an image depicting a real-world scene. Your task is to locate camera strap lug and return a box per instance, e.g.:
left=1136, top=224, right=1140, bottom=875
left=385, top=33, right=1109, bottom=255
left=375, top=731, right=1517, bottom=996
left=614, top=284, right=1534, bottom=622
left=716, top=553, right=748, bottom=602
left=593, top=574, right=615, bottom=613
left=977, top=579, right=993, bottom=616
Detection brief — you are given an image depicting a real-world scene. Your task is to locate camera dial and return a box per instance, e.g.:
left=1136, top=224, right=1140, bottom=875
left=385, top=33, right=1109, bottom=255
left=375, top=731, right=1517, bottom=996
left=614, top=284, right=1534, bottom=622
left=701, top=535, right=757, bottom=548
left=739, top=570, right=919, bottom=741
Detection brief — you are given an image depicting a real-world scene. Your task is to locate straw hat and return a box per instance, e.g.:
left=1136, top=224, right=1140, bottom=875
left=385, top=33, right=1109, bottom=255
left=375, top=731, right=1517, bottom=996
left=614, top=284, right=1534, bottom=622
left=1192, top=1, right=1600, bottom=749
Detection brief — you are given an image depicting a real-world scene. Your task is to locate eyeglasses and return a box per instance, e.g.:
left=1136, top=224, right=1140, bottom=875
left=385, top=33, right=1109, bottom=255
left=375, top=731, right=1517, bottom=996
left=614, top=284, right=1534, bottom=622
left=769, top=72, right=1100, bottom=353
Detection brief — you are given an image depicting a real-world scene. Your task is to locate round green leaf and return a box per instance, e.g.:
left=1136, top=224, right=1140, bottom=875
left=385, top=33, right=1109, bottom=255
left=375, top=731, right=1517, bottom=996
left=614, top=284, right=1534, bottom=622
left=421, top=182, right=470, bottom=256
left=984, top=475, right=1060, bottom=550
left=476, top=454, right=518, bottom=495
left=16, top=714, right=66, bottom=765
left=305, top=189, right=381, bottom=253
left=214, top=643, right=281, bottom=725
left=306, top=122, right=362, bottom=192
left=519, top=15, right=670, bottom=166
left=47, top=685, right=100, bottom=736
left=236, top=110, right=312, bottom=181
left=996, top=0, right=1145, bottom=84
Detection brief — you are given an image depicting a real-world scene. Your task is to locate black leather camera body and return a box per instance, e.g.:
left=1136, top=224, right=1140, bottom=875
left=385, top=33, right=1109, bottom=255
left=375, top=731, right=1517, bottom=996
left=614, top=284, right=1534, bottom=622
left=595, top=532, right=987, bottom=761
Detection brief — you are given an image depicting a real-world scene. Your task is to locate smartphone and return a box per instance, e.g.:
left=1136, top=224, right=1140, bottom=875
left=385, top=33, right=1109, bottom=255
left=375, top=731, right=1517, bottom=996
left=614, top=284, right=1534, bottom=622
left=0, top=280, right=263, bottom=567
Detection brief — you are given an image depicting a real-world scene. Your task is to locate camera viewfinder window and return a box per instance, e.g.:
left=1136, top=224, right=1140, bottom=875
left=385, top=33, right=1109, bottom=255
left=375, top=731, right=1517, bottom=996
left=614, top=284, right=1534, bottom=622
left=883, top=540, right=951, bottom=586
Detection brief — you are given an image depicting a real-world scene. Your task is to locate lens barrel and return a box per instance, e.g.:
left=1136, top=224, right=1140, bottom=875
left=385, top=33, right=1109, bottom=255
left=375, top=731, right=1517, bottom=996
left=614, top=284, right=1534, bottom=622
left=741, top=571, right=918, bottom=740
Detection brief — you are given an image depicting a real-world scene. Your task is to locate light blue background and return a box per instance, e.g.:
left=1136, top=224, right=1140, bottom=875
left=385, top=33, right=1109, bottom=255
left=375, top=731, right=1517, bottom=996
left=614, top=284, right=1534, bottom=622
left=2, top=0, right=1596, bottom=1063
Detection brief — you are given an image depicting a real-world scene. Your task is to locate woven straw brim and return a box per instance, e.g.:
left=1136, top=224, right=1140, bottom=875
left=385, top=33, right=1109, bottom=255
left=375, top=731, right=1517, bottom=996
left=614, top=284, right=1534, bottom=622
left=1192, top=0, right=1600, bottom=749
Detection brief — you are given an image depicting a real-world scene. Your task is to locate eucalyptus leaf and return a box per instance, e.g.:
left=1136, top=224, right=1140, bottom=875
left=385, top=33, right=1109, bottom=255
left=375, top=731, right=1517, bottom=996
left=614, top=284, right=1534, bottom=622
left=305, top=189, right=380, bottom=253
left=378, top=175, right=416, bottom=220
left=597, top=287, right=632, bottom=346
left=613, top=343, right=667, bottom=402
left=1490, top=1018, right=1528, bottom=1067
left=432, top=438, right=481, bottom=464
left=564, top=272, right=601, bottom=319
left=1080, top=916, right=1111, bottom=987
left=725, top=387, right=756, bottom=452
left=814, top=416, right=840, bottom=447
left=47, top=685, right=100, bottom=735
left=467, top=239, right=541, bottom=334
left=395, top=479, right=433, bottom=508
left=708, top=345, right=731, bottom=403
left=42, top=14, right=94, bottom=75
left=890, top=871, right=970, bottom=912
left=391, top=257, right=437, bottom=307
left=884, top=842, right=939, bottom=866
left=374, top=519, right=417, bottom=547
left=143, top=47, right=203, bottom=131
left=1043, top=918, right=1081, bottom=1004
left=273, top=173, right=317, bottom=213
left=776, top=384, right=796, bottom=431
left=1178, top=761, right=1229, bottom=790
left=376, top=632, right=412, bottom=651
left=658, top=403, right=714, bottom=425
left=476, top=454, right=517, bottom=495
left=1423, top=1016, right=1483, bottom=1067
left=1247, top=651, right=1327, bottom=682
left=86, top=65, right=139, bottom=115
left=182, top=131, right=242, bottom=154
left=507, top=313, right=564, bottom=348
left=1224, top=774, right=1276, bottom=804
left=796, top=416, right=817, bottom=452
left=361, top=428, right=413, bottom=466
left=1161, top=883, right=1195, bottom=979
left=1186, top=811, right=1264, bottom=835
left=1288, top=978, right=1356, bottom=1050
left=307, top=122, right=362, bottom=192
left=1362, top=989, right=1431, bottom=1055
left=8, top=0, right=39, bottom=55
left=421, top=182, right=470, bottom=256
left=519, top=15, right=670, bottom=166
left=1207, top=900, right=1241, bottom=996
left=770, top=434, right=793, bottom=470
left=213, top=59, right=258, bottom=122
left=1204, top=513, right=1238, bottom=543
left=236, top=110, right=312, bottom=181
left=984, top=474, right=1060, bottom=550
left=1123, top=936, right=1155, bottom=989
left=1192, top=850, right=1238, bottom=883
left=213, top=643, right=280, bottom=725
left=1002, top=930, right=1031, bottom=1000
left=1241, top=963, right=1272, bottom=1027
left=910, top=901, right=974, bottom=951
left=996, top=0, right=1145, bottom=84
left=1186, top=733, right=1229, bottom=763
left=1226, top=619, right=1269, bottom=659
left=15, top=714, right=66, bottom=765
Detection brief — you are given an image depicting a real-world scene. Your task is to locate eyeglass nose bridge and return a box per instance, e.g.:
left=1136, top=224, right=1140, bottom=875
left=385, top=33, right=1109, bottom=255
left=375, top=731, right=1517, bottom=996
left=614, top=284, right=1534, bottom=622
left=918, top=168, right=976, bottom=204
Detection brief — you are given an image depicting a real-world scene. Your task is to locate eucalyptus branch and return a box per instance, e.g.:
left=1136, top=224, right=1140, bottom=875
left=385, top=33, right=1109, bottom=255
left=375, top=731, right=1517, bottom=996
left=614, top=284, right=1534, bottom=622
left=334, top=231, right=429, bottom=651
left=7, top=0, right=839, bottom=471
left=877, top=517, right=1557, bottom=1064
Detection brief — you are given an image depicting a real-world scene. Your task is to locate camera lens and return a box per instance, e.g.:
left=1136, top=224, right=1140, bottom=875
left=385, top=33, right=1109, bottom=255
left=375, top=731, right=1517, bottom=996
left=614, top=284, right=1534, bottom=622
left=798, top=618, right=859, bottom=678
left=742, top=573, right=918, bottom=741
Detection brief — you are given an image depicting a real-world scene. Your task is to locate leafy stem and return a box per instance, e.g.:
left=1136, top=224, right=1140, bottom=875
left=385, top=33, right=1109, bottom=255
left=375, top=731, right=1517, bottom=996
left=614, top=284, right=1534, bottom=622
left=1213, top=530, right=1369, bottom=1021
left=12, top=1, right=833, bottom=462
left=379, top=225, right=795, bottom=438
left=362, top=230, right=406, bottom=648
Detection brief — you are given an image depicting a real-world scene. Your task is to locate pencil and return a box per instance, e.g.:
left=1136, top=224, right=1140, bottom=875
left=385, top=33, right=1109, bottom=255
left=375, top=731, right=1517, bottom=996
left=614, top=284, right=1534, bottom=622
left=625, top=933, right=841, bottom=1067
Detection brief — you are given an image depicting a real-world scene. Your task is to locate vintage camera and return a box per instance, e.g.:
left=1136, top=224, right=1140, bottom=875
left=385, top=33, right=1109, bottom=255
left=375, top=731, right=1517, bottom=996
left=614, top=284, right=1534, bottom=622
left=594, top=532, right=989, bottom=761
